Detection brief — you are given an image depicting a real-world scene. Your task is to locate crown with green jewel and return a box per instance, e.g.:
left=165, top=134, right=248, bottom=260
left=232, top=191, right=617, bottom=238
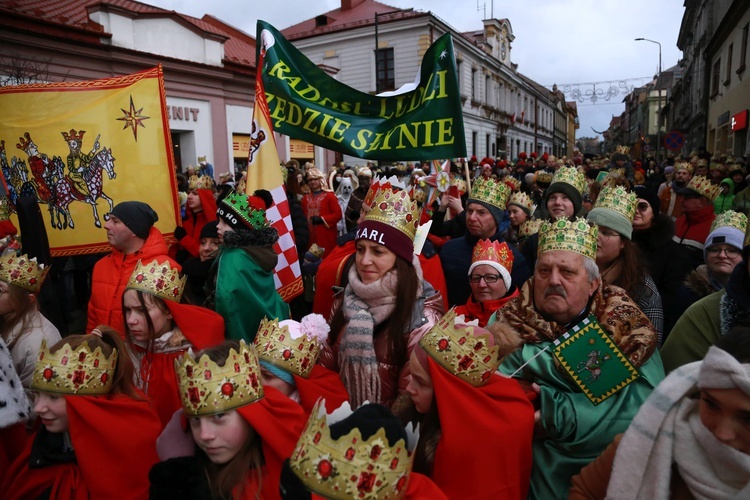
left=468, top=177, right=511, bottom=210
left=550, top=166, right=586, bottom=195
left=538, top=217, right=598, bottom=260
left=217, top=191, right=269, bottom=230
left=711, top=210, right=748, bottom=234
left=592, top=185, right=637, bottom=222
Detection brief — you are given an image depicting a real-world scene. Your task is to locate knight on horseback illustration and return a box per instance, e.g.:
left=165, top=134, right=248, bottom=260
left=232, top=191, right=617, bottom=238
left=62, top=129, right=99, bottom=200
left=16, top=132, right=53, bottom=202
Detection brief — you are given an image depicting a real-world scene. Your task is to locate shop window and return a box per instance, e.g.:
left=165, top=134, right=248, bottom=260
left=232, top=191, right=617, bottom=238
left=376, top=48, right=394, bottom=92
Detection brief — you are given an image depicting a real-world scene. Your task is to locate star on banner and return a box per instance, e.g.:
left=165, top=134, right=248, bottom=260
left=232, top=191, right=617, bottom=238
left=439, top=49, right=447, bottom=59
left=117, top=95, right=149, bottom=141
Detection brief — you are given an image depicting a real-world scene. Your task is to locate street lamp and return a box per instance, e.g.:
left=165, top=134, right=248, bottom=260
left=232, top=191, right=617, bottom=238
left=635, top=38, right=663, bottom=163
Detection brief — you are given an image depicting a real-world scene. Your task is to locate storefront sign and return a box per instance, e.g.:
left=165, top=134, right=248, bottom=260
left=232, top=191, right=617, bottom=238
left=290, top=139, right=314, bottom=158
left=732, top=110, right=748, bottom=132
left=167, top=106, right=200, bottom=121
left=233, top=134, right=250, bottom=158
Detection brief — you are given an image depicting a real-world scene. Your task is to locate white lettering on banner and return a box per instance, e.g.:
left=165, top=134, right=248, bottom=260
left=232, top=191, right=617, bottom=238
left=167, top=106, right=200, bottom=122
left=355, top=228, right=386, bottom=245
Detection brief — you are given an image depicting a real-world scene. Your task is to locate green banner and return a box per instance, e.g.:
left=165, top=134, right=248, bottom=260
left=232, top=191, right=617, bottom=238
left=257, top=21, right=466, bottom=161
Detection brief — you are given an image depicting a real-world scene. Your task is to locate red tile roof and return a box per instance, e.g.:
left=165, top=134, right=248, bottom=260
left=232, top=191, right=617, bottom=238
left=0, top=0, right=255, bottom=68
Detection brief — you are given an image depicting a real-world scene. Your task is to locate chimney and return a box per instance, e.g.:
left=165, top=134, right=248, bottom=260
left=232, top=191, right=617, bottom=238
left=342, top=0, right=366, bottom=11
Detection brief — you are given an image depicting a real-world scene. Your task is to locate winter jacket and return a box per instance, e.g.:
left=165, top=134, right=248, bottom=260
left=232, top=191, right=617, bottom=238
left=659, top=184, right=684, bottom=219
left=732, top=185, right=750, bottom=215
left=454, top=287, right=519, bottom=327
left=713, top=178, right=735, bottom=214
left=87, top=227, right=178, bottom=336
left=5, top=310, right=60, bottom=394
left=172, top=189, right=217, bottom=262
left=320, top=283, right=444, bottom=408
left=673, top=204, right=716, bottom=276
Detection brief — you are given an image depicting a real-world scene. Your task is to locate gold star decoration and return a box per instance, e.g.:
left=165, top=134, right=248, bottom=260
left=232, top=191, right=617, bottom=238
left=117, top=95, right=149, bottom=141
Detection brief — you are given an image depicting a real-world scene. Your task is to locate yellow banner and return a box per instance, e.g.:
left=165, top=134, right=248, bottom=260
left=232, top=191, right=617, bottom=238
left=0, top=66, right=179, bottom=256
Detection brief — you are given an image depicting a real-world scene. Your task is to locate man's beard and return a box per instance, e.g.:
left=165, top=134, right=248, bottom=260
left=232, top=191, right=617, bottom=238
left=674, top=179, right=687, bottom=188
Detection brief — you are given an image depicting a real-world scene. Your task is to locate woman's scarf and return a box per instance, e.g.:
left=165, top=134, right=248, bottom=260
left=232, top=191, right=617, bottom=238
left=607, top=347, right=750, bottom=499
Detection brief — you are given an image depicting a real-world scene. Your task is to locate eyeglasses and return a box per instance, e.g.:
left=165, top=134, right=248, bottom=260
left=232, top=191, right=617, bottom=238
left=468, top=274, right=501, bottom=284
left=636, top=202, right=651, bottom=212
left=598, top=229, right=621, bottom=241
left=707, top=246, right=741, bottom=257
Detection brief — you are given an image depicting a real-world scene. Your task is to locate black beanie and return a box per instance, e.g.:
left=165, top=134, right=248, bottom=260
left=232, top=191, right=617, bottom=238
left=199, top=220, right=219, bottom=240
left=110, top=201, right=158, bottom=239
left=633, top=186, right=660, bottom=216
left=544, top=182, right=582, bottom=215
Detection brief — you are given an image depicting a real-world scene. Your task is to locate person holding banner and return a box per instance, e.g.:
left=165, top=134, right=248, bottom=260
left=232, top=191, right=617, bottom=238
left=301, top=167, right=341, bottom=259
left=491, top=217, right=664, bottom=500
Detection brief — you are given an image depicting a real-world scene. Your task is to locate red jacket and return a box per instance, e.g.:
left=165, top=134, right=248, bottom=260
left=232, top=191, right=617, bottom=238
left=454, top=287, right=520, bottom=327
left=172, top=189, right=217, bottom=259
left=87, top=226, right=179, bottom=336
left=673, top=204, right=716, bottom=251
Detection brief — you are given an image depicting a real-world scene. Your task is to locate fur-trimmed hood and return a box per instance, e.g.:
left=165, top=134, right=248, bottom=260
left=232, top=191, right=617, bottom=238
left=222, top=225, right=278, bottom=248
left=684, top=264, right=722, bottom=299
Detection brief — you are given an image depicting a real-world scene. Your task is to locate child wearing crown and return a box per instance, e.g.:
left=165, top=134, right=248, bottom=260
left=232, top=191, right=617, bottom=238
left=123, top=259, right=224, bottom=427
left=322, top=188, right=444, bottom=408
left=397, top=311, right=535, bottom=498
left=171, top=174, right=218, bottom=264
left=3, top=327, right=162, bottom=498
left=149, top=340, right=306, bottom=499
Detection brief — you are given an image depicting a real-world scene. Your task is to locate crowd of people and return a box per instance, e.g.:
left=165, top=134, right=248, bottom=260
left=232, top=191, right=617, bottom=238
left=1, top=146, right=750, bottom=499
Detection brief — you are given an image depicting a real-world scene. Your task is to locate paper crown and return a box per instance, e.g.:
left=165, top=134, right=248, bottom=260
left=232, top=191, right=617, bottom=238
left=288, top=400, right=417, bottom=499
left=254, top=315, right=329, bottom=379
left=419, top=309, right=501, bottom=386
left=61, top=129, right=85, bottom=142
left=188, top=175, right=214, bottom=191
left=535, top=170, right=553, bottom=185
left=0, top=253, right=50, bottom=293
left=409, top=185, right=427, bottom=204
left=710, top=210, right=748, bottom=234
left=218, top=191, right=269, bottom=230
left=31, top=339, right=117, bottom=395
left=684, top=175, right=720, bottom=201
left=197, top=155, right=207, bottom=163
left=175, top=340, right=264, bottom=416
left=592, top=185, right=637, bottom=222
left=507, top=191, right=533, bottom=212
left=126, top=259, right=186, bottom=303
left=471, top=239, right=514, bottom=274
left=550, top=166, right=586, bottom=195
left=697, top=158, right=708, bottom=167
left=364, top=188, right=420, bottom=241
left=307, top=243, right=326, bottom=258
left=468, top=177, right=511, bottom=210
left=0, top=197, right=9, bottom=221
left=538, top=217, right=598, bottom=260
left=363, top=176, right=406, bottom=209
left=675, top=162, right=694, bottom=175
left=503, top=176, right=521, bottom=192
left=518, top=218, right=543, bottom=238
left=615, top=145, right=630, bottom=155
left=451, top=177, right=468, bottom=195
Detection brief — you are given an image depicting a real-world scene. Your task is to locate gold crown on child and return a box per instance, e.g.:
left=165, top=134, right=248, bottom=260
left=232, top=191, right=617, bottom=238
left=0, top=253, right=50, bottom=294
left=175, top=340, right=264, bottom=416
left=288, top=399, right=416, bottom=500
left=126, top=259, right=186, bottom=303
left=419, top=309, right=501, bottom=387
left=550, top=166, right=586, bottom=195
left=31, top=339, right=117, bottom=395
left=254, top=316, right=325, bottom=379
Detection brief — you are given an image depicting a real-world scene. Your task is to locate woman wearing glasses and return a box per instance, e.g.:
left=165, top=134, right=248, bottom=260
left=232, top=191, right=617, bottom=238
left=455, top=239, right=518, bottom=327
left=587, top=183, right=664, bottom=342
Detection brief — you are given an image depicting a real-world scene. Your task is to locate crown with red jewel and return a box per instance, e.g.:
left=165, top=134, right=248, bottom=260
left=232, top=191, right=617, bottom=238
left=365, top=188, right=420, bottom=241
left=615, top=145, right=630, bottom=156
left=288, top=400, right=417, bottom=500
left=518, top=218, right=543, bottom=238
left=675, top=162, right=694, bottom=175
left=254, top=314, right=329, bottom=379
left=419, top=309, right=502, bottom=386
left=683, top=175, right=720, bottom=201
left=188, top=175, right=214, bottom=191
left=15, top=132, right=37, bottom=152
left=470, top=239, right=514, bottom=275
left=363, top=176, right=406, bottom=209
left=31, top=339, right=117, bottom=395
left=507, top=191, right=533, bottom=212
left=503, top=176, right=521, bottom=192
left=61, top=129, right=86, bottom=142
left=0, top=253, right=50, bottom=294
left=175, top=340, right=264, bottom=416
left=126, top=259, right=186, bottom=303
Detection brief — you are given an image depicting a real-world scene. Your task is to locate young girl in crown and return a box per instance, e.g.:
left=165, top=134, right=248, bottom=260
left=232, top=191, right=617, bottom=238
left=122, top=259, right=224, bottom=428
left=400, top=311, right=535, bottom=498
left=322, top=187, right=444, bottom=409
left=3, top=326, right=162, bottom=498
left=149, top=340, right=306, bottom=499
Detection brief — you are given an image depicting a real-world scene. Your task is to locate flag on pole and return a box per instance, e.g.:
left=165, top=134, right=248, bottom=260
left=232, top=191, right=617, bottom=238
left=0, top=66, right=179, bottom=256
left=246, top=26, right=303, bottom=302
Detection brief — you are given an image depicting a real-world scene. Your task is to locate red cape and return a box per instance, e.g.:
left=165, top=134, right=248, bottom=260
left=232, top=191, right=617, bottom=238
left=293, top=364, right=349, bottom=416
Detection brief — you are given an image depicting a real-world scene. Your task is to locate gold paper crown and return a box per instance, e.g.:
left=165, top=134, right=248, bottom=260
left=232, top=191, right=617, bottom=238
left=31, top=339, right=117, bottom=395
left=308, top=243, right=325, bottom=258
left=675, top=162, right=694, bottom=175
left=471, top=239, right=514, bottom=273
left=254, top=316, right=325, bottom=378
left=451, top=178, right=468, bottom=195
left=468, top=177, right=511, bottom=210
left=188, top=175, right=214, bottom=191
left=126, top=259, right=186, bottom=303
left=363, top=176, right=405, bottom=209
left=503, top=176, right=521, bottom=192
left=710, top=210, right=748, bottom=234
left=592, top=185, right=637, bottom=222
left=289, top=400, right=416, bottom=499
left=364, top=189, right=420, bottom=241
left=550, top=166, right=586, bottom=195
left=175, top=340, right=264, bottom=416
left=507, top=191, right=533, bottom=212
left=0, top=197, right=9, bottom=221
left=419, top=309, right=501, bottom=386
left=538, top=217, right=598, bottom=260
left=518, top=218, right=543, bottom=238
left=535, top=171, right=553, bottom=185
left=0, top=253, right=50, bottom=294
left=697, top=158, right=708, bottom=167
left=197, top=155, right=207, bottom=163
left=684, top=175, right=720, bottom=201
left=615, top=145, right=630, bottom=155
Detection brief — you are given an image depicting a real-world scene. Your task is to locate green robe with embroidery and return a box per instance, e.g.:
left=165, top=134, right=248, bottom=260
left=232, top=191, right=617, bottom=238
left=499, top=344, right=664, bottom=500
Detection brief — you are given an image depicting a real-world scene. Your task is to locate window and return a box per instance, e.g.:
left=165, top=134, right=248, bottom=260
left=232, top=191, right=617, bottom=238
left=725, top=44, right=733, bottom=85
left=711, top=58, right=721, bottom=96
left=739, top=23, right=748, bottom=74
left=471, top=68, right=477, bottom=101
left=486, top=133, right=490, bottom=158
left=472, top=131, right=478, bottom=156
left=456, top=60, right=462, bottom=93
left=376, top=48, right=394, bottom=92
left=485, top=75, right=490, bottom=104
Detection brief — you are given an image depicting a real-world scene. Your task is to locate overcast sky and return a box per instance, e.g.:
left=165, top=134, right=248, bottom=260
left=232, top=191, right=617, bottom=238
left=148, top=0, right=685, bottom=139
